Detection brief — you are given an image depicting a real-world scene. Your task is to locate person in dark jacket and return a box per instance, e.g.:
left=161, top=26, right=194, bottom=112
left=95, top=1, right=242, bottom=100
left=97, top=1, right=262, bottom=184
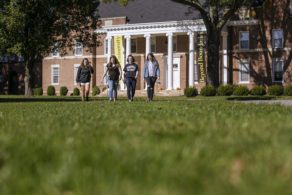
left=76, top=58, right=94, bottom=101
left=143, top=53, right=160, bottom=102
left=102, top=55, right=122, bottom=101
left=124, top=55, right=139, bottom=102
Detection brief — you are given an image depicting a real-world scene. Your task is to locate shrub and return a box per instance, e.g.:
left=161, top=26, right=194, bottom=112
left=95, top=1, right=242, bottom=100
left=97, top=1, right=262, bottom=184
left=73, top=87, right=80, bottom=96
left=250, top=86, right=266, bottom=96
left=60, top=86, right=68, bottom=96
left=92, top=86, right=100, bottom=96
left=268, top=85, right=284, bottom=96
left=47, top=85, right=56, bottom=96
left=217, top=85, right=234, bottom=96
left=200, top=85, right=217, bottom=96
left=33, top=87, right=43, bottom=96
left=184, top=87, right=198, bottom=97
left=233, top=85, right=249, bottom=96
left=284, top=85, right=292, bottom=96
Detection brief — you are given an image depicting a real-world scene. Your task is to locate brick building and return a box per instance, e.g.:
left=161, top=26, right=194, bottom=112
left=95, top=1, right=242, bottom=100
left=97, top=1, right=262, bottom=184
left=41, top=0, right=292, bottom=94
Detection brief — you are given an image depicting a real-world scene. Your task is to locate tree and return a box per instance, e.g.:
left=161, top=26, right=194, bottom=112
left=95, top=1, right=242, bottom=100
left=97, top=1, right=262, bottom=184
left=171, top=0, right=258, bottom=87
left=0, top=0, right=100, bottom=95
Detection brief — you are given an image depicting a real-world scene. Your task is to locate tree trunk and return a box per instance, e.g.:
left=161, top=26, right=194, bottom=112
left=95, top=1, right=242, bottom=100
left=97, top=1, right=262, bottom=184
left=24, top=60, right=33, bottom=96
left=206, top=29, right=221, bottom=87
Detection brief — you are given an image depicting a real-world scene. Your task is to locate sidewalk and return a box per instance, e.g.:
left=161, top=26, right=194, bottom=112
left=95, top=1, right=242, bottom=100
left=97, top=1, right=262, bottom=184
left=99, top=89, right=184, bottom=97
left=240, top=100, right=292, bottom=107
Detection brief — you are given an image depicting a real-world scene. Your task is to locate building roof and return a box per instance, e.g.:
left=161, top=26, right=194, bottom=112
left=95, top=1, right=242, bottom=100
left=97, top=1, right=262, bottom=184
left=98, top=0, right=202, bottom=24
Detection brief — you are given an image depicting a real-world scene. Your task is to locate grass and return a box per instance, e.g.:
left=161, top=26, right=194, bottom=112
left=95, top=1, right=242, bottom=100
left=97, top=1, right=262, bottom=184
left=0, top=96, right=292, bottom=195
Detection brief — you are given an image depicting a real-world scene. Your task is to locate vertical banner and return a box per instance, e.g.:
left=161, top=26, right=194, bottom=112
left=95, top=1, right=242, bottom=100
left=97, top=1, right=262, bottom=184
left=197, top=32, right=206, bottom=83
left=114, top=36, right=125, bottom=89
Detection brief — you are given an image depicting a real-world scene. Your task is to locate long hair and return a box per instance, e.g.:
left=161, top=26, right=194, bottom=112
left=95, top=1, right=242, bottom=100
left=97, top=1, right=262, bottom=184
left=146, top=53, right=157, bottom=62
left=127, top=54, right=135, bottom=63
left=80, top=58, right=90, bottom=69
left=108, top=55, right=120, bottom=67
left=146, top=53, right=159, bottom=67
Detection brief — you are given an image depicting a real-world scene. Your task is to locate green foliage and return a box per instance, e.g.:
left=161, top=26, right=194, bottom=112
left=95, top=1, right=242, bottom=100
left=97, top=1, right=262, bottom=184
left=47, top=85, right=56, bottom=96
left=184, top=87, right=198, bottom=97
left=217, top=84, right=234, bottom=96
left=92, top=86, right=101, bottom=96
left=0, top=0, right=100, bottom=95
left=233, top=85, right=250, bottom=96
left=73, top=87, right=80, bottom=96
left=284, top=85, right=292, bottom=96
left=250, top=86, right=266, bottom=96
left=33, top=87, right=43, bottom=96
left=200, top=85, right=217, bottom=96
left=60, top=86, right=68, bottom=96
left=268, top=85, right=284, bottom=96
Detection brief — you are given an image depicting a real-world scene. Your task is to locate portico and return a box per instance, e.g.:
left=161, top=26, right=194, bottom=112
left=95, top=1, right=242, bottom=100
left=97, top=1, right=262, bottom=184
left=97, top=19, right=213, bottom=90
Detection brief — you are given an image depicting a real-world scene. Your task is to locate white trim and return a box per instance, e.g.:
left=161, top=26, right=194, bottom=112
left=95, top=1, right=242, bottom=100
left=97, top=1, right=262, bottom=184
left=96, top=20, right=206, bottom=36
left=239, top=31, right=250, bottom=50
left=51, top=64, right=60, bottom=86
left=239, top=60, right=250, bottom=84
left=74, top=64, right=80, bottom=85
left=272, top=58, right=284, bottom=83
left=228, top=19, right=259, bottom=26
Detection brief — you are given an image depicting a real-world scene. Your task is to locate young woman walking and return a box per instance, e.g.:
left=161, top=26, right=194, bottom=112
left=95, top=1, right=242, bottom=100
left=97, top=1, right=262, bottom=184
left=123, top=55, right=139, bottom=102
left=76, top=58, right=94, bottom=101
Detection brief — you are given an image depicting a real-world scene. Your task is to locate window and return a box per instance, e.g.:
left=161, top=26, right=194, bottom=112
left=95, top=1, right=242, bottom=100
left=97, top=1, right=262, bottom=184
left=51, top=65, right=60, bottom=85
left=173, top=36, right=177, bottom=52
left=104, top=39, right=109, bottom=55
left=239, top=60, right=250, bottom=83
left=75, top=41, right=83, bottom=56
left=151, top=37, right=156, bottom=53
left=290, top=0, right=292, bottom=15
left=104, top=20, right=113, bottom=26
left=131, top=38, right=137, bottom=53
left=74, top=64, right=80, bottom=85
left=239, top=32, right=249, bottom=50
left=272, top=29, right=284, bottom=49
left=272, top=59, right=284, bottom=82
left=52, top=47, right=59, bottom=57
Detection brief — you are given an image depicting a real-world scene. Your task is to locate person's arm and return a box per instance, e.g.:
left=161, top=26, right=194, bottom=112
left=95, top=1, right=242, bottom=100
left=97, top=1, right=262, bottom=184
left=135, top=64, right=139, bottom=79
left=76, top=67, right=81, bottom=84
left=90, top=65, right=94, bottom=74
left=119, top=66, right=123, bottom=80
left=101, top=69, right=108, bottom=83
left=156, top=62, right=160, bottom=80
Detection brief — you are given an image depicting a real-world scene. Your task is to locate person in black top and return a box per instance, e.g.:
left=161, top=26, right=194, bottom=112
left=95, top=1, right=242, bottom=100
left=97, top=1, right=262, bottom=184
left=124, top=55, right=139, bottom=102
left=76, top=58, right=94, bottom=101
left=102, top=55, right=122, bottom=101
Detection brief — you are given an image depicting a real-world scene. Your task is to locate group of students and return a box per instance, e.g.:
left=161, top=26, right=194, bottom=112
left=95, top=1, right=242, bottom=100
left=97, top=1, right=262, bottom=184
left=76, top=53, right=160, bottom=102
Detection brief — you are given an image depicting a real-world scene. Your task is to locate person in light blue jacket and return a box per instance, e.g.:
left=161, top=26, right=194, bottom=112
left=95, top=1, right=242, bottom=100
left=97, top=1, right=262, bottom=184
left=143, top=53, right=160, bottom=102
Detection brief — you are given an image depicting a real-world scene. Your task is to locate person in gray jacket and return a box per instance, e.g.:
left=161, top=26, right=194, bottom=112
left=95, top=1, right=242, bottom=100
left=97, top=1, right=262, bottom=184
left=143, top=53, right=160, bottom=102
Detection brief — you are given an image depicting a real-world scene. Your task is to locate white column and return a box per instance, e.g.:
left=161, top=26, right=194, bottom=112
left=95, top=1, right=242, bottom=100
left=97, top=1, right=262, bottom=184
left=167, top=32, right=173, bottom=90
left=144, top=34, right=151, bottom=57
left=222, top=32, right=228, bottom=84
left=188, top=32, right=194, bottom=87
left=106, top=36, right=112, bottom=63
left=125, top=35, right=131, bottom=59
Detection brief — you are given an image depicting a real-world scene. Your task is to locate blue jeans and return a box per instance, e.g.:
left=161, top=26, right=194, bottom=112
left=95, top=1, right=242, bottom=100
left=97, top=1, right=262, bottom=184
left=108, top=80, right=118, bottom=100
left=126, top=77, right=137, bottom=100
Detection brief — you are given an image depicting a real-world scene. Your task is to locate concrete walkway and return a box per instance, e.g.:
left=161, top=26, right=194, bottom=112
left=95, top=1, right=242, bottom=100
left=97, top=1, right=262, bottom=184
left=240, top=100, right=292, bottom=107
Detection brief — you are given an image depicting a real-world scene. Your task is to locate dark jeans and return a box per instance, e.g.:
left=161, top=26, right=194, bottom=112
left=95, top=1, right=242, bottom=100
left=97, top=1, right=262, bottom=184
left=126, top=77, right=137, bottom=100
left=145, top=77, right=157, bottom=101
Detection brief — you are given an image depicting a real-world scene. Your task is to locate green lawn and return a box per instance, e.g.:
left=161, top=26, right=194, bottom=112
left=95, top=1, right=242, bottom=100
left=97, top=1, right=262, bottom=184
left=0, top=96, right=292, bottom=195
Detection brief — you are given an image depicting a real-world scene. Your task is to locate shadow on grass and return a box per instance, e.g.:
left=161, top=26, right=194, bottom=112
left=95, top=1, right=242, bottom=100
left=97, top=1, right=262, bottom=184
left=226, top=96, right=276, bottom=101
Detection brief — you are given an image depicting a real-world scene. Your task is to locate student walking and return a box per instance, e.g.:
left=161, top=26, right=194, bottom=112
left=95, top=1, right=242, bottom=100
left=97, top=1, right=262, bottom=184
left=76, top=58, right=94, bottom=101
left=102, top=55, right=122, bottom=101
left=124, top=55, right=139, bottom=102
left=143, top=53, right=160, bottom=102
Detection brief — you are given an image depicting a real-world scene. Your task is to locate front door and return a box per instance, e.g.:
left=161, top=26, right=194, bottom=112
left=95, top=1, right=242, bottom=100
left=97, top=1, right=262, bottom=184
left=172, top=58, right=180, bottom=89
